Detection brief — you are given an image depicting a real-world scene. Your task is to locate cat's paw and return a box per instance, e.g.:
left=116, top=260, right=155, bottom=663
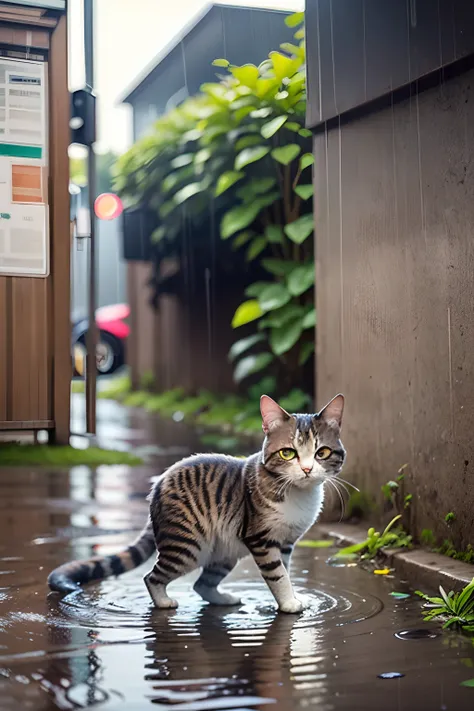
left=278, top=597, right=304, bottom=614
left=155, top=597, right=179, bottom=609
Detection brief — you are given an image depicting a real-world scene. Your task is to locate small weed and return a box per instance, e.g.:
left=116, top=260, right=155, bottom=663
left=445, top=512, right=456, bottom=524
left=336, top=514, right=412, bottom=561
left=421, top=528, right=436, bottom=547
left=436, top=540, right=474, bottom=564
left=416, top=578, right=474, bottom=632
left=345, top=490, right=376, bottom=519
left=381, top=479, right=399, bottom=501
left=404, top=493, right=413, bottom=509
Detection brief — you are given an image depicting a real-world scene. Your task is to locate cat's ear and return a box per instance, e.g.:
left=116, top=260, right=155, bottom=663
left=318, top=394, right=344, bottom=428
left=260, top=395, right=290, bottom=434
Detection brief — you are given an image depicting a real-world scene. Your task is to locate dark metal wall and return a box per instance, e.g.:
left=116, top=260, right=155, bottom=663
left=314, top=66, right=474, bottom=547
left=306, top=0, right=474, bottom=128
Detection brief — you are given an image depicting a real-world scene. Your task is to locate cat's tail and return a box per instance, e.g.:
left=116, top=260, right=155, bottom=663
left=47, top=518, right=156, bottom=594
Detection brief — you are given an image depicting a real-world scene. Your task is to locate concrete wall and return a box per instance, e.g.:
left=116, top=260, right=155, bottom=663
left=314, top=67, right=474, bottom=548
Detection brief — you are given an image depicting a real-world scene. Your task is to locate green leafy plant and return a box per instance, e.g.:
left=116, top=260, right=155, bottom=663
left=416, top=578, right=474, bottom=631
left=114, top=13, right=314, bottom=392
left=445, top=512, right=456, bottom=524
left=336, top=514, right=412, bottom=561
left=421, top=528, right=436, bottom=547
left=435, top=540, right=474, bottom=564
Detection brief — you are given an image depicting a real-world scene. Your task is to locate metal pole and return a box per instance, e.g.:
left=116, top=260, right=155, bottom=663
left=84, top=0, right=97, bottom=435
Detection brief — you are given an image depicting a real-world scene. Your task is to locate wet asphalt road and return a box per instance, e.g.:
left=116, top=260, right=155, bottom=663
left=1, top=396, right=474, bottom=710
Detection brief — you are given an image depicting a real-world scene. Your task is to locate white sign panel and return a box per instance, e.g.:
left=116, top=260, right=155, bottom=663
left=0, top=57, right=48, bottom=277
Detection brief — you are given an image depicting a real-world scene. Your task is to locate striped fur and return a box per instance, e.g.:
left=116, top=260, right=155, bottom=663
left=48, top=394, right=345, bottom=613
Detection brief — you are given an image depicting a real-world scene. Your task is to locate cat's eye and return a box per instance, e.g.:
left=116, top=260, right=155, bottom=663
left=316, top=447, right=332, bottom=460
left=279, top=448, right=296, bottom=461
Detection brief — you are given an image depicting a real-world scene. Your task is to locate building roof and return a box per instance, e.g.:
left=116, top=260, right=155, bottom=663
left=118, top=2, right=293, bottom=104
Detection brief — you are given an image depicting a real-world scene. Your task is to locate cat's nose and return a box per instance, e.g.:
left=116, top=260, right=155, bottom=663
left=301, top=466, right=312, bottom=474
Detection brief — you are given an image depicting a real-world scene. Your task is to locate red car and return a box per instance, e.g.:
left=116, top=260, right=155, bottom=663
left=72, top=303, right=130, bottom=376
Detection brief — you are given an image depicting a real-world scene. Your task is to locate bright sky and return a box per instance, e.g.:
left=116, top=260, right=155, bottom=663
left=68, top=0, right=302, bottom=155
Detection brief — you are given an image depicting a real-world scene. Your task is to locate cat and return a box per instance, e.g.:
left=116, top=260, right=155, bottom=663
left=48, top=393, right=345, bottom=614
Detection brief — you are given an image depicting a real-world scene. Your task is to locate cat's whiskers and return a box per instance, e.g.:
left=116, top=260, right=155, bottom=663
left=331, top=478, right=350, bottom=499
left=333, top=475, right=359, bottom=492
left=326, top=478, right=345, bottom=522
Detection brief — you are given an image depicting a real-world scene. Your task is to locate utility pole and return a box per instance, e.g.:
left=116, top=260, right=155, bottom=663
left=84, top=0, right=97, bottom=435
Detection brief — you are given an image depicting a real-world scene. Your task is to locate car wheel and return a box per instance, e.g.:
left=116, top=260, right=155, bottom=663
left=77, top=331, right=124, bottom=376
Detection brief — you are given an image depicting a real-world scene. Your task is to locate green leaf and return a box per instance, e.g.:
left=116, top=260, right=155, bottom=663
left=261, top=115, right=288, bottom=139
left=151, top=226, right=165, bottom=244
left=270, top=51, right=300, bottom=81
left=245, top=281, right=271, bottom=298
left=271, top=144, right=301, bottom=165
left=285, top=121, right=302, bottom=132
left=235, top=145, right=270, bottom=171
left=299, top=128, right=312, bottom=138
left=284, top=214, right=314, bottom=244
left=265, top=225, right=284, bottom=243
left=270, top=318, right=303, bottom=355
left=261, top=258, right=297, bottom=276
left=234, top=352, right=274, bottom=382
left=297, top=539, right=335, bottom=548
left=246, top=236, right=267, bottom=261
left=280, top=42, right=304, bottom=57
left=302, top=308, right=316, bottom=329
left=260, top=303, right=305, bottom=328
left=294, top=28, right=305, bottom=40
left=228, top=334, right=265, bottom=362
left=195, top=148, right=211, bottom=164
left=215, top=171, right=245, bottom=197
left=221, top=203, right=262, bottom=239
left=237, top=177, right=277, bottom=202
left=170, top=153, right=193, bottom=169
left=294, top=184, right=313, bottom=200
left=232, top=299, right=263, bottom=328
left=232, top=231, right=254, bottom=249
left=235, top=134, right=263, bottom=152
left=287, top=262, right=314, bottom=296
left=460, top=679, right=474, bottom=687
left=300, top=153, right=314, bottom=171
left=173, top=182, right=203, bottom=205
left=336, top=541, right=368, bottom=556
left=231, top=64, right=260, bottom=88
left=285, top=11, right=305, bottom=27
left=298, top=341, right=314, bottom=365
left=259, top=283, right=291, bottom=312
left=390, top=592, right=410, bottom=600
left=212, top=58, right=230, bottom=68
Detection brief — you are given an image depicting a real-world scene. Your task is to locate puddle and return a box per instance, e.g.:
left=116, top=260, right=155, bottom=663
left=1, top=400, right=474, bottom=709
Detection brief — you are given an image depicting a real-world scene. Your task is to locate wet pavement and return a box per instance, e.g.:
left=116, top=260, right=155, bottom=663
left=1, top=397, right=474, bottom=710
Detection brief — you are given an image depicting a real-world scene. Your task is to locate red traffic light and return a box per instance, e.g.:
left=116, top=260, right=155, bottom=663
left=94, top=192, right=123, bottom=220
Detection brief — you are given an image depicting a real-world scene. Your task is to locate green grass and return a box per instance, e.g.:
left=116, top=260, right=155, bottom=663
left=0, top=444, right=142, bottom=467
left=71, top=379, right=85, bottom=394
left=97, top=374, right=132, bottom=401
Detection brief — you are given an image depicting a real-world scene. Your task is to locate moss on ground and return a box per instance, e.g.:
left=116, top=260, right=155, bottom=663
left=0, top=444, right=142, bottom=467
left=98, top=375, right=263, bottom=437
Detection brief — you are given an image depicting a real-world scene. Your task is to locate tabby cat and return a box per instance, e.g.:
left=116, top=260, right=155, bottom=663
left=48, top=393, right=345, bottom=613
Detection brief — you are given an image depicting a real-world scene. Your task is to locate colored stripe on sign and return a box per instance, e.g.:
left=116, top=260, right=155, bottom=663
left=0, top=144, right=42, bottom=159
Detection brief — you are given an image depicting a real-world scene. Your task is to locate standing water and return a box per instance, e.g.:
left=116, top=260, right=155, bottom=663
left=1, top=402, right=474, bottom=710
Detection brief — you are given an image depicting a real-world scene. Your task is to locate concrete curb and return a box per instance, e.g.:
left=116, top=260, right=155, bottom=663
left=316, top=522, right=473, bottom=591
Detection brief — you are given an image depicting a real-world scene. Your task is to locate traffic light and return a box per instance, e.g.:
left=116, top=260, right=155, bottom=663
left=70, top=88, right=96, bottom=146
